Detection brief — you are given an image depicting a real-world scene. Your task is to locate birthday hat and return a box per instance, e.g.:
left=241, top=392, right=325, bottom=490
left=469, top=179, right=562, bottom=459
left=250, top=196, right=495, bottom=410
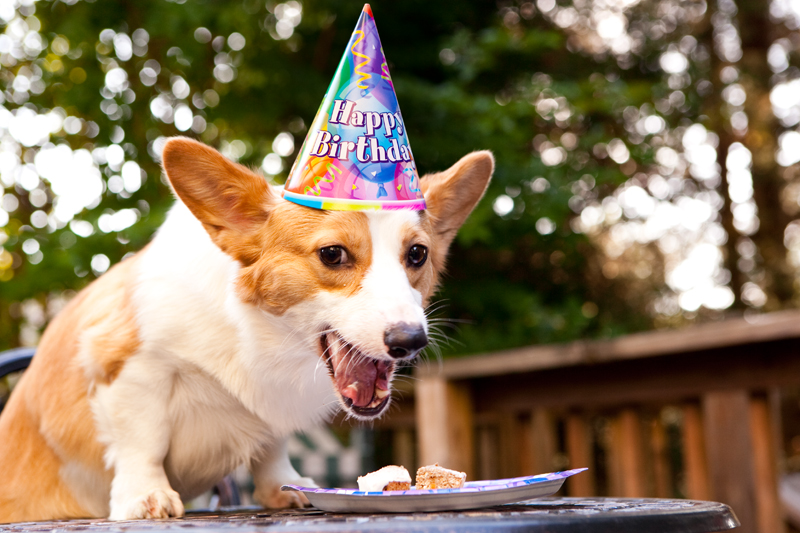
left=282, top=4, right=426, bottom=211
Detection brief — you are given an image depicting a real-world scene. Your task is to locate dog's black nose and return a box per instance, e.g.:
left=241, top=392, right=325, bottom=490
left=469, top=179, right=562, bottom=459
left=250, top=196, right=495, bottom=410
left=384, top=323, right=428, bottom=359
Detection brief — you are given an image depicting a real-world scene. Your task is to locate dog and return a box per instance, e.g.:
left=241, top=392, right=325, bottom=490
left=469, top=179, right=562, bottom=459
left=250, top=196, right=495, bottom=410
left=0, top=137, right=493, bottom=522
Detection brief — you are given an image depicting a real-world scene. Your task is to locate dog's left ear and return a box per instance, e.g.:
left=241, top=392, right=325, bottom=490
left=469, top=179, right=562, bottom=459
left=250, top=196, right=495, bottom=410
left=162, top=137, right=277, bottom=262
left=421, top=151, right=494, bottom=252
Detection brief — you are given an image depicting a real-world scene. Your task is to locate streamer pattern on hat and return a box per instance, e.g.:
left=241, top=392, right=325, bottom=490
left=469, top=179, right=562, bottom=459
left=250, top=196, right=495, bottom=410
left=283, top=4, right=426, bottom=211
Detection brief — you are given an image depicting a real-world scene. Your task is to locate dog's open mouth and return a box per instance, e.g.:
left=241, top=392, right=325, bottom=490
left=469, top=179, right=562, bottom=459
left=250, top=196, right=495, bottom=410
left=320, top=331, right=394, bottom=418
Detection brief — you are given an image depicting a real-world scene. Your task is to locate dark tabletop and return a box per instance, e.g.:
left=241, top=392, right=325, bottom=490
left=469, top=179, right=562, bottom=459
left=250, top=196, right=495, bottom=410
left=0, top=498, right=739, bottom=533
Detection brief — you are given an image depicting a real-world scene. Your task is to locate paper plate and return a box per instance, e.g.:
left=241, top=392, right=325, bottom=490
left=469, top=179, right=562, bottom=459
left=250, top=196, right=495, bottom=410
left=281, top=468, right=587, bottom=513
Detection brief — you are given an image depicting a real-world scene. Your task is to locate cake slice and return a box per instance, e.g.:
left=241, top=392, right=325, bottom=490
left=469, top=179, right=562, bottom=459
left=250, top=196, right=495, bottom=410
left=357, top=465, right=411, bottom=491
left=415, top=463, right=467, bottom=489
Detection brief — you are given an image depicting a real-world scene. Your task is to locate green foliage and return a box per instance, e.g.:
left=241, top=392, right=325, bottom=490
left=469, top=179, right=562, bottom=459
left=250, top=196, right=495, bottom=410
left=0, top=0, right=669, bottom=353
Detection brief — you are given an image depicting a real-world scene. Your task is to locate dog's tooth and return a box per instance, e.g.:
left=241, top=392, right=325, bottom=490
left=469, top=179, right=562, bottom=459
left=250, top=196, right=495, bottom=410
left=374, top=388, right=390, bottom=399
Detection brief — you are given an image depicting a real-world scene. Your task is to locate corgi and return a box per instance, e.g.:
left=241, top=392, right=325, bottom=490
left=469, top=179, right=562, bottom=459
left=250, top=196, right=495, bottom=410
left=0, top=138, right=493, bottom=522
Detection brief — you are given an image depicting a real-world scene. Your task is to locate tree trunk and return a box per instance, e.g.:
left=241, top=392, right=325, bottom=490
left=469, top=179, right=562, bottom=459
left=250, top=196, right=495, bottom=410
left=696, top=5, right=745, bottom=309
left=737, top=0, right=794, bottom=309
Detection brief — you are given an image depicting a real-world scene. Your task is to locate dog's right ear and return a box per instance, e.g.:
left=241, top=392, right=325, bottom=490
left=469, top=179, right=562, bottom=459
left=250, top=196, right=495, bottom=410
left=422, top=151, right=494, bottom=254
left=162, top=137, right=277, bottom=260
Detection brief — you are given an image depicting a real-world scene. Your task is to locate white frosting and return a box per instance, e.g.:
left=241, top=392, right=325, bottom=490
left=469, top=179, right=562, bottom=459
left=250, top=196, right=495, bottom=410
left=357, top=465, right=411, bottom=491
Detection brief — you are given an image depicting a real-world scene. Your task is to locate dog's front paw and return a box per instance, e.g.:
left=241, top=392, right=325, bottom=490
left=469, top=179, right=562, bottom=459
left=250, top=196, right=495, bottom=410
left=110, top=488, right=185, bottom=520
left=254, top=477, right=316, bottom=509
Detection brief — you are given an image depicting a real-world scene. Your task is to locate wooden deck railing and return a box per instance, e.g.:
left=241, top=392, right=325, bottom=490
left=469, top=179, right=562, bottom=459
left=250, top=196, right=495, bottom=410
left=370, top=310, right=800, bottom=533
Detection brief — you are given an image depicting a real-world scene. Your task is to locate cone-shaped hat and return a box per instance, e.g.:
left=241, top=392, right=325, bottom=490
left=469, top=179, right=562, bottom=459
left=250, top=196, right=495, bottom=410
left=283, top=4, right=425, bottom=211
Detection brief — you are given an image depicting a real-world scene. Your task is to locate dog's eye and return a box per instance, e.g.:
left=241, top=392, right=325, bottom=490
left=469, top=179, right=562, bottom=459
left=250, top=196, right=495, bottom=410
left=319, top=246, right=348, bottom=266
left=407, top=245, right=428, bottom=267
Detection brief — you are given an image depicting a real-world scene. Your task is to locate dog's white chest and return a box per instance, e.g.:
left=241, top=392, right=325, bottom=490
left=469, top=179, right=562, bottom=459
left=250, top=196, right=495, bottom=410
left=161, top=365, right=270, bottom=499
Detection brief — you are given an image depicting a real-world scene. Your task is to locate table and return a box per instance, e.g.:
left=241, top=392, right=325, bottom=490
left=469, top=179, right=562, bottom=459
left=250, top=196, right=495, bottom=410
left=0, top=498, right=739, bottom=533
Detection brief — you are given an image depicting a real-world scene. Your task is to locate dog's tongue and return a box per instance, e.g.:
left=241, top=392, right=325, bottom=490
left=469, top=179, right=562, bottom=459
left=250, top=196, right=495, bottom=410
left=336, top=354, right=378, bottom=407
left=331, top=345, right=390, bottom=408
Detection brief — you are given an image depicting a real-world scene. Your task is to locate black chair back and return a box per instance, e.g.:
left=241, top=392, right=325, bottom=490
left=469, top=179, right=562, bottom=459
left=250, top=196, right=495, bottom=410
left=0, top=347, right=35, bottom=376
left=0, top=347, right=34, bottom=412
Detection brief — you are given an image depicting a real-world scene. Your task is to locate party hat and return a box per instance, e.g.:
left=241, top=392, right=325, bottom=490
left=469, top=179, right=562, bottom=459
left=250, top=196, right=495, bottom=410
left=282, top=4, right=426, bottom=211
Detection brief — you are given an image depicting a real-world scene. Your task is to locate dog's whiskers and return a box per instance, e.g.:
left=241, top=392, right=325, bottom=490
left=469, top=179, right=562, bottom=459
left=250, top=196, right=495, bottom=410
left=312, top=336, right=340, bottom=383
left=427, top=318, right=471, bottom=327
left=424, top=298, right=450, bottom=317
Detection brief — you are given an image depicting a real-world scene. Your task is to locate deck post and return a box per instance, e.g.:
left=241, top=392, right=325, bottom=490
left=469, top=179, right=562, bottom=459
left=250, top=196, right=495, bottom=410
left=608, top=408, right=647, bottom=497
left=749, top=393, right=785, bottom=533
left=530, top=408, right=557, bottom=476
left=517, top=412, right=535, bottom=476
left=497, top=412, right=522, bottom=478
left=619, top=408, right=647, bottom=496
left=651, top=415, right=672, bottom=498
left=703, top=390, right=757, bottom=533
left=565, top=411, right=595, bottom=496
left=682, top=402, right=711, bottom=500
left=415, top=376, right=474, bottom=478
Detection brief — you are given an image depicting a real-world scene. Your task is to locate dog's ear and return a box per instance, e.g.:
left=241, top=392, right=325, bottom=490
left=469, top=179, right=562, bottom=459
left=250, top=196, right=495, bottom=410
left=162, top=137, right=277, bottom=261
left=421, top=151, right=494, bottom=252
left=162, top=137, right=275, bottom=232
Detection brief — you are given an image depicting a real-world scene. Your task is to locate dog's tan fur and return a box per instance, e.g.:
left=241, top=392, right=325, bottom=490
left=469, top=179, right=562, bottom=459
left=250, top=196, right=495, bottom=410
left=0, top=256, right=141, bottom=521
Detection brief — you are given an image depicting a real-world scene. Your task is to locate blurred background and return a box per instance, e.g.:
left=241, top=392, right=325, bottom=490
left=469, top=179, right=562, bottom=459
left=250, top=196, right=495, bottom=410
left=0, top=0, right=800, bottom=530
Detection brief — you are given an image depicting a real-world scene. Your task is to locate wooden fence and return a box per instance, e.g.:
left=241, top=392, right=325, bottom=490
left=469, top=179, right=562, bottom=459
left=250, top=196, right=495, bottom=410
left=368, top=310, right=800, bottom=533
